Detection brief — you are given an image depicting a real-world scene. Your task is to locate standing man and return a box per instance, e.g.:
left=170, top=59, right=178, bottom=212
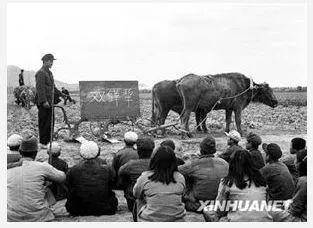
left=35, top=54, right=60, bottom=149
left=18, top=69, right=25, bottom=86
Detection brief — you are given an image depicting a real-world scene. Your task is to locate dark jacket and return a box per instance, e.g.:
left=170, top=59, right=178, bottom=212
left=288, top=176, right=307, bottom=221
left=179, top=154, right=229, bottom=202
left=249, top=149, right=265, bottom=169
left=62, top=88, right=69, bottom=96
left=112, top=146, right=138, bottom=175
left=260, top=161, right=295, bottom=200
left=118, top=159, right=150, bottom=210
left=280, top=155, right=299, bottom=183
left=219, top=144, right=243, bottom=163
left=65, top=158, right=118, bottom=216
left=35, top=66, right=62, bottom=106
left=50, top=157, right=69, bottom=201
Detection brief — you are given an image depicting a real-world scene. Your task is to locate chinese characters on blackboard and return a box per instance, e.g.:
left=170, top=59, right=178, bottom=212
left=87, top=88, right=134, bottom=107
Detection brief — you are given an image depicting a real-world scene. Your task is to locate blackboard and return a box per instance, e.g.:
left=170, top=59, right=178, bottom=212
left=79, top=81, right=140, bottom=121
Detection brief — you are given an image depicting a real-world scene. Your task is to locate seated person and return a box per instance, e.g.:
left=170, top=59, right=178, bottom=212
left=112, top=131, right=138, bottom=175
left=271, top=157, right=307, bottom=222
left=279, top=137, right=306, bottom=183
left=245, top=132, right=265, bottom=169
left=160, top=139, right=185, bottom=165
left=203, top=149, right=272, bottom=222
left=47, top=142, right=69, bottom=201
left=290, top=137, right=307, bottom=168
left=7, top=134, right=23, bottom=165
left=118, top=137, right=155, bottom=212
left=65, top=141, right=118, bottom=216
left=219, top=130, right=243, bottom=163
left=133, top=146, right=186, bottom=222
left=260, top=143, right=295, bottom=201
left=7, top=135, right=66, bottom=222
left=179, top=136, right=229, bottom=212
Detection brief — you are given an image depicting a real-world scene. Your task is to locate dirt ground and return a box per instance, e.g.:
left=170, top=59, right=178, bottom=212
left=7, top=92, right=307, bottom=222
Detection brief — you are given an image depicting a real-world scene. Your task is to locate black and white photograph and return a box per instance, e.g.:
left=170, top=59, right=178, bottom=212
left=1, top=0, right=311, bottom=224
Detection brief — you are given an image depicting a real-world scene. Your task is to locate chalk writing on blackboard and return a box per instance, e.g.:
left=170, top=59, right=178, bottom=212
left=87, top=88, right=134, bottom=107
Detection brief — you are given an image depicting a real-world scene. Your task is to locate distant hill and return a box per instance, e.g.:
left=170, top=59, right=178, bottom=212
left=7, top=65, right=79, bottom=91
left=7, top=65, right=151, bottom=92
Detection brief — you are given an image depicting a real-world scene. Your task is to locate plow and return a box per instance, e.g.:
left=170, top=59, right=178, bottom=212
left=52, top=105, right=186, bottom=142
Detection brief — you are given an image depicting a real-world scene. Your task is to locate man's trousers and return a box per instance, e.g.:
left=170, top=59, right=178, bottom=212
left=37, top=106, right=54, bottom=145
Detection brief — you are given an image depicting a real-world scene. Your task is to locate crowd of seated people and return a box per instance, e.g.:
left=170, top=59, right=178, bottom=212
left=7, top=130, right=307, bottom=222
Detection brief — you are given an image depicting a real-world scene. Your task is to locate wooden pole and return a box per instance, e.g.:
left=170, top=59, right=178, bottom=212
left=48, top=76, right=55, bottom=165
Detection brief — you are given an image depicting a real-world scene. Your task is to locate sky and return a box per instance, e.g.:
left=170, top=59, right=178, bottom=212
left=7, top=2, right=307, bottom=88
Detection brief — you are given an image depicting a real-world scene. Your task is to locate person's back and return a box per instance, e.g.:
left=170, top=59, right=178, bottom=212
left=8, top=159, right=65, bottom=221
left=134, top=170, right=186, bottom=222
left=280, top=154, right=298, bottom=183
left=119, top=159, right=150, bottom=211
left=261, top=161, right=294, bottom=200
left=118, top=137, right=155, bottom=211
left=270, top=158, right=307, bottom=222
left=179, top=156, right=228, bottom=201
left=179, top=136, right=229, bottom=212
left=261, top=143, right=295, bottom=201
left=288, top=176, right=307, bottom=221
left=112, top=131, right=138, bottom=175
left=133, top=146, right=186, bottom=222
left=66, top=158, right=118, bottom=216
left=50, top=156, right=68, bottom=200
left=203, top=149, right=272, bottom=222
left=223, top=182, right=272, bottom=221
left=113, top=146, right=138, bottom=172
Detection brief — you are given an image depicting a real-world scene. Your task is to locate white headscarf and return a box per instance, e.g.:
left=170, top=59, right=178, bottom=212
left=80, top=141, right=99, bottom=159
left=124, top=131, right=138, bottom=143
left=7, top=134, right=23, bottom=147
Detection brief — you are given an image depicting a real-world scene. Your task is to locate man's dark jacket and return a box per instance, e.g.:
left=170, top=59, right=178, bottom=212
left=35, top=66, right=62, bottom=106
left=260, top=161, right=295, bottom=200
left=50, top=157, right=69, bottom=201
left=65, top=158, right=118, bottom=216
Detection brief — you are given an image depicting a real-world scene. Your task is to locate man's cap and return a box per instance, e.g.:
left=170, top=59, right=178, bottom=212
left=80, top=141, right=99, bottom=159
left=262, top=143, right=282, bottom=160
left=7, top=134, right=23, bottom=147
left=41, top=53, right=56, bottom=61
left=246, top=132, right=262, bottom=145
left=47, top=142, right=61, bottom=155
left=225, top=130, right=241, bottom=142
left=124, top=131, right=138, bottom=143
left=19, top=135, right=38, bottom=152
